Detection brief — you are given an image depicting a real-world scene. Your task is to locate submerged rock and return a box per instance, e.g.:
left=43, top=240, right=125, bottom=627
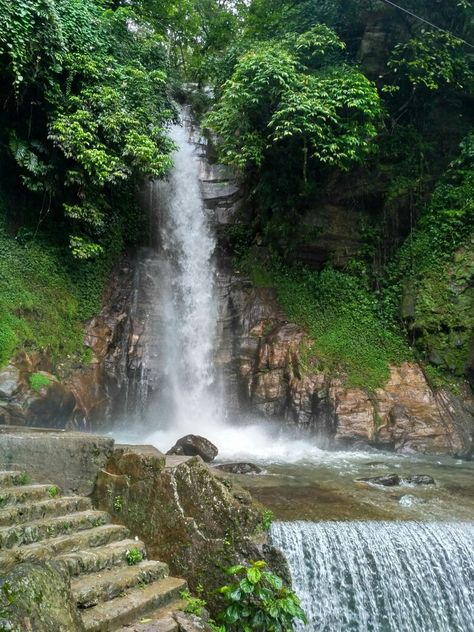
left=214, top=462, right=262, bottom=474
left=167, top=435, right=218, bottom=463
left=357, top=474, right=401, bottom=487
left=357, top=473, right=436, bottom=487
left=405, top=474, right=435, bottom=486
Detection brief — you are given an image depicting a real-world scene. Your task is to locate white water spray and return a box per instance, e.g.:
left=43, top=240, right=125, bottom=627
left=148, top=112, right=221, bottom=440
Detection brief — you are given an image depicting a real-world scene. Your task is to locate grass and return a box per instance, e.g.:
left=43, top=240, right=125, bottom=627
left=0, top=217, right=109, bottom=369
left=242, top=249, right=411, bottom=390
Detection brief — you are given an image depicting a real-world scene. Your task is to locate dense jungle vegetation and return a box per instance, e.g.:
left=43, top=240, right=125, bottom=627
left=0, top=0, right=473, bottom=390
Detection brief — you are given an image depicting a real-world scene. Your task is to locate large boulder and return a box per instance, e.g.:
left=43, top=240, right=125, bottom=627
left=0, top=561, right=85, bottom=632
left=167, top=435, right=218, bottom=463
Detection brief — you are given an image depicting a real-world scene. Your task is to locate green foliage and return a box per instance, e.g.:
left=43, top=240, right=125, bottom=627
left=18, top=473, right=31, bottom=486
left=243, top=250, right=410, bottom=389
left=48, top=486, right=60, bottom=499
left=125, top=547, right=143, bottom=566
left=0, top=0, right=175, bottom=258
left=261, top=510, right=274, bottom=532
left=388, top=31, right=473, bottom=92
left=113, top=496, right=124, bottom=512
left=386, top=133, right=474, bottom=378
left=181, top=590, right=207, bottom=617
left=0, top=214, right=110, bottom=368
left=204, top=26, right=381, bottom=175
left=217, top=560, right=307, bottom=632
left=29, top=373, right=52, bottom=392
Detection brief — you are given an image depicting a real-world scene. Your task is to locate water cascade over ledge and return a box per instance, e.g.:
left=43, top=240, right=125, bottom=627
left=271, top=520, right=474, bottom=631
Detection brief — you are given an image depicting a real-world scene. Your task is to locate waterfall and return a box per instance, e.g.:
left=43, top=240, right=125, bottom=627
left=271, top=520, right=474, bottom=632
left=147, top=110, right=222, bottom=436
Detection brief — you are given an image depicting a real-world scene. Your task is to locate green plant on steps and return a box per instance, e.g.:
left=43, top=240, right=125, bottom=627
left=217, top=560, right=307, bottom=632
left=17, top=473, right=31, bottom=486
left=180, top=590, right=207, bottom=617
left=125, top=547, right=143, bottom=566
left=47, top=486, right=60, bottom=499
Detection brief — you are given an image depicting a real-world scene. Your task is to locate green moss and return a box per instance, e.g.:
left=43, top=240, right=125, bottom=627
left=243, top=249, right=410, bottom=390
left=0, top=217, right=110, bottom=369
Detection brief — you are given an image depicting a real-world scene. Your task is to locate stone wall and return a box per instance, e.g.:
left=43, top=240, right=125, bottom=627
left=0, top=427, right=113, bottom=495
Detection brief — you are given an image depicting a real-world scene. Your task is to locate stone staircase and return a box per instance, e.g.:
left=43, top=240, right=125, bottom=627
left=0, top=470, right=187, bottom=631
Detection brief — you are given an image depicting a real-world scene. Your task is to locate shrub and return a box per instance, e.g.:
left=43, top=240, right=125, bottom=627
left=125, top=547, right=143, bottom=566
left=217, top=561, right=307, bottom=632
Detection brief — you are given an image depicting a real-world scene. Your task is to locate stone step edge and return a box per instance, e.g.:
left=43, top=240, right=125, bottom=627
left=81, top=576, right=187, bottom=632
left=117, top=599, right=188, bottom=632
left=0, top=509, right=110, bottom=548
left=72, top=559, right=169, bottom=608
left=0, top=496, right=92, bottom=525
left=0, top=484, right=56, bottom=507
left=0, top=525, right=131, bottom=573
left=59, top=538, right=148, bottom=577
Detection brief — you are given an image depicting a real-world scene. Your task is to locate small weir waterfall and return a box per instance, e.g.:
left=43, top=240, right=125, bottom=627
left=271, top=521, right=474, bottom=631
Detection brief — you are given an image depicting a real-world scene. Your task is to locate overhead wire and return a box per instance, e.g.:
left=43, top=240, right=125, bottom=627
left=377, top=0, right=474, bottom=49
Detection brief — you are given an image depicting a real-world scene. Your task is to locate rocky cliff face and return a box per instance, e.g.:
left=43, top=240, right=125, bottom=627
left=217, top=273, right=474, bottom=456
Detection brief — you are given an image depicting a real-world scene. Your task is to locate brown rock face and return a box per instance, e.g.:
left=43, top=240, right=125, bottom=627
left=219, top=276, right=473, bottom=455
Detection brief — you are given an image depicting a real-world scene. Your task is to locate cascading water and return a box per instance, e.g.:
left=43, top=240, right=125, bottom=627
left=271, top=520, right=474, bottom=631
left=143, top=110, right=223, bottom=442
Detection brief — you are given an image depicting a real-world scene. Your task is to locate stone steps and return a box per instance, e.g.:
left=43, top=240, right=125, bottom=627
left=0, top=495, right=92, bottom=526
left=117, top=599, right=187, bottom=632
left=0, top=469, right=187, bottom=630
left=0, top=470, right=30, bottom=487
left=81, top=576, right=187, bottom=632
left=0, top=509, right=109, bottom=548
left=0, top=524, right=131, bottom=574
left=0, top=484, right=54, bottom=507
left=59, top=537, right=146, bottom=577
left=72, top=559, right=169, bottom=608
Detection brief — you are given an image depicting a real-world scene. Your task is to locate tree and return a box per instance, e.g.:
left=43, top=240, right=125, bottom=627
left=204, top=25, right=382, bottom=180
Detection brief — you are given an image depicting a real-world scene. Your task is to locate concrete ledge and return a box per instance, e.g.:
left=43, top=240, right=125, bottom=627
left=0, top=426, right=114, bottom=495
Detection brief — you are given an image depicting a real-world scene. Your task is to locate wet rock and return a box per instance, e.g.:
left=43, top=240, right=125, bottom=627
left=214, top=462, right=262, bottom=475
left=0, top=561, right=85, bottom=632
left=405, top=474, right=435, bottom=486
left=167, top=435, right=218, bottom=463
left=357, top=474, right=401, bottom=487
left=174, top=612, right=214, bottom=632
left=0, top=365, right=21, bottom=398
left=93, top=445, right=286, bottom=614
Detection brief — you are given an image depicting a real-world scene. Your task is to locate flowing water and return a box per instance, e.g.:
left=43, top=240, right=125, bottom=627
left=111, top=110, right=474, bottom=632
left=271, top=520, right=474, bottom=632
left=142, top=111, right=223, bottom=443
